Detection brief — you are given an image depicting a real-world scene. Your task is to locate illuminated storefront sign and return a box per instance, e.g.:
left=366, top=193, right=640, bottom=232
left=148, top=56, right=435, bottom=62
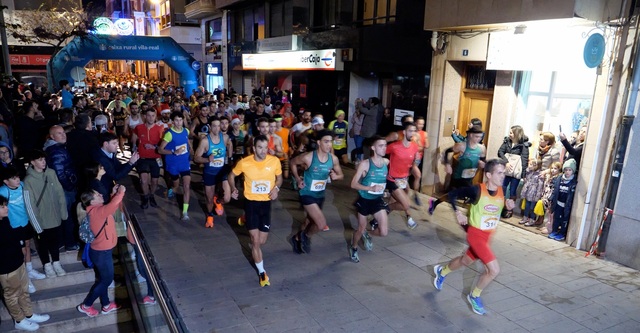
left=242, top=49, right=344, bottom=71
left=93, top=17, right=115, bottom=35
left=93, top=17, right=135, bottom=35
left=206, top=63, right=222, bottom=75
left=114, top=19, right=135, bottom=36
left=10, top=54, right=51, bottom=65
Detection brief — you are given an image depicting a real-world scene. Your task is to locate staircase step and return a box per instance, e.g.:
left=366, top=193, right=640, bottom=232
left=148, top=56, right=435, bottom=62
left=73, top=320, right=137, bottom=333
left=30, top=262, right=95, bottom=290
left=0, top=282, right=128, bottom=321
left=0, top=305, right=132, bottom=333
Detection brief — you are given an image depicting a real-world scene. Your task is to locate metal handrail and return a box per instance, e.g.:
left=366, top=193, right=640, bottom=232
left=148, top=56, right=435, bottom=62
left=121, top=204, right=189, bottom=333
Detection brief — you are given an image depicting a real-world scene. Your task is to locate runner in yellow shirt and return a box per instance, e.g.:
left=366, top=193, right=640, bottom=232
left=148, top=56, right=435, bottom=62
left=228, top=135, right=283, bottom=287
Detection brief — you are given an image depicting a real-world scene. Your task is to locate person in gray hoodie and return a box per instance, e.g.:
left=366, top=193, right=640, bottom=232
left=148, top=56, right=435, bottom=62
left=24, top=150, right=68, bottom=278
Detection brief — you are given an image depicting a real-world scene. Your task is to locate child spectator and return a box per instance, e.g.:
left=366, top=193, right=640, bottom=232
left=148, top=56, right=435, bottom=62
left=76, top=185, right=125, bottom=317
left=0, top=167, right=45, bottom=293
left=548, top=159, right=578, bottom=241
left=24, top=150, right=69, bottom=278
left=519, top=159, right=545, bottom=226
left=540, top=161, right=562, bottom=234
left=0, top=195, right=51, bottom=331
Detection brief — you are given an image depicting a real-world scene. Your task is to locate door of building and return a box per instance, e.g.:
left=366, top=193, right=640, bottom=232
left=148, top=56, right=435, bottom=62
left=457, top=64, right=494, bottom=184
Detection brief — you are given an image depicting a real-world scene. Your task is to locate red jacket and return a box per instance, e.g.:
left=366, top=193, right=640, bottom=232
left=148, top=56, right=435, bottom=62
left=87, top=191, right=124, bottom=251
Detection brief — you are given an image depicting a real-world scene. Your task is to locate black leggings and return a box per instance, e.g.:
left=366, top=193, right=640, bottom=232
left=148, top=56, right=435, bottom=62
left=36, top=226, right=62, bottom=265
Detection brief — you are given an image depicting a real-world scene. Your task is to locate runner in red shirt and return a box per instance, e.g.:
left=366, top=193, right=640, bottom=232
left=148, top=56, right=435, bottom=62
left=386, top=122, right=419, bottom=229
left=131, top=108, right=165, bottom=209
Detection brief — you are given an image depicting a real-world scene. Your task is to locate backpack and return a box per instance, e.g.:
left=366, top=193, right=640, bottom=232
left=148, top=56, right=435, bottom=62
left=79, top=211, right=107, bottom=244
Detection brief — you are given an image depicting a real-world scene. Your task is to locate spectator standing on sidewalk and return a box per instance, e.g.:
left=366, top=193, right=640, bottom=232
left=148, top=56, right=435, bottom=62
left=0, top=195, right=51, bottom=331
left=433, top=159, right=515, bottom=316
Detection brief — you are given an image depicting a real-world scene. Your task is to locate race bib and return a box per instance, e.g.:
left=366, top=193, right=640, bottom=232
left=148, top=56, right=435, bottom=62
left=480, top=216, right=499, bottom=230
left=310, top=179, right=327, bottom=192
left=174, top=144, right=188, bottom=155
left=461, top=168, right=478, bottom=178
left=251, top=180, right=271, bottom=194
left=394, top=177, right=408, bottom=189
left=367, top=182, right=386, bottom=195
left=209, top=157, right=224, bottom=168
left=115, top=120, right=125, bottom=127
left=156, top=158, right=163, bottom=167
left=333, top=138, right=343, bottom=146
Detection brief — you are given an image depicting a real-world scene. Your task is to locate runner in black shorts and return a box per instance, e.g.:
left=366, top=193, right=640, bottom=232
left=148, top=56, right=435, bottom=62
left=349, top=135, right=390, bottom=263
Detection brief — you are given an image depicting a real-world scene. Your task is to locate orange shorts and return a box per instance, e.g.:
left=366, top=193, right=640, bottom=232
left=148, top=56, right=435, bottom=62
left=465, top=226, right=496, bottom=264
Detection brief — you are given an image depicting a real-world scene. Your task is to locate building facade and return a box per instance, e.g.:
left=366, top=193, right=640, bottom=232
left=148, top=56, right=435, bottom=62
left=422, top=0, right=640, bottom=269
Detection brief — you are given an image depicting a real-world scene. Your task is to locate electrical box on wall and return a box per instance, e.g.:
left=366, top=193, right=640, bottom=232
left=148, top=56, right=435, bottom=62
left=447, top=34, right=489, bottom=61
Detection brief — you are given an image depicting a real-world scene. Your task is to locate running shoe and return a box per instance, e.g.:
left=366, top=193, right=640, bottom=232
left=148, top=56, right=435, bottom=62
left=433, top=264, right=446, bottom=290
left=467, top=294, right=486, bottom=315
left=548, top=231, right=558, bottom=239
left=259, top=272, right=270, bottom=287
left=101, top=302, right=121, bottom=314
left=300, top=232, right=311, bottom=253
left=407, top=217, right=417, bottom=230
left=14, top=318, right=39, bottom=331
left=428, top=198, right=435, bottom=215
left=362, top=231, right=373, bottom=251
left=77, top=304, right=99, bottom=317
left=369, top=219, right=379, bottom=231
left=414, top=193, right=422, bottom=206
left=322, top=225, right=330, bottom=231
left=167, top=188, right=174, bottom=198
left=180, top=212, right=190, bottom=222
left=213, top=196, right=224, bottom=216
left=140, top=296, right=156, bottom=305
left=238, top=215, right=245, bottom=226
left=26, top=313, right=49, bottom=323
left=289, top=236, right=302, bottom=254
left=349, top=247, right=360, bottom=263
left=205, top=215, right=214, bottom=228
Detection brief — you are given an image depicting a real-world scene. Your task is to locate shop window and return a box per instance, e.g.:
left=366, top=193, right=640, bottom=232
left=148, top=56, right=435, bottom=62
left=293, top=0, right=310, bottom=34
left=362, top=0, right=396, bottom=25
left=231, top=5, right=264, bottom=42
left=270, top=0, right=293, bottom=37
left=312, top=0, right=354, bottom=31
left=514, top=70, right=596, bottom=141
left=207, top=18, right=222, bottom=42
left=464, top=65, right=496, bottom=90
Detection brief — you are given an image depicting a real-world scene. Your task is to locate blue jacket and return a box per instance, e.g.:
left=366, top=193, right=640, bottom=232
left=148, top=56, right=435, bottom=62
left=61, top=89, right=73, bottom=108
left=43, top=139, right=77, bottom=192
left=95, top=149, right=134, bottom=197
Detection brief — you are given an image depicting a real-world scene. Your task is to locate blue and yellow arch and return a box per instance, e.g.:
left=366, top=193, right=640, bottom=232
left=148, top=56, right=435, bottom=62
left=47, top=35, right=201, bottom=94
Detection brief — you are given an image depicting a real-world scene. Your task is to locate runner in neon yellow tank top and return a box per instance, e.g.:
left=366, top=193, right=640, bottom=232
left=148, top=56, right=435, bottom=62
left=432, top=159, right=515, bottom=316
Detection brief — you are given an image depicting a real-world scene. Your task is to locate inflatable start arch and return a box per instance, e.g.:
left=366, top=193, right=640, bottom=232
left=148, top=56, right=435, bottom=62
left=47, top=35, right=201, bottom=94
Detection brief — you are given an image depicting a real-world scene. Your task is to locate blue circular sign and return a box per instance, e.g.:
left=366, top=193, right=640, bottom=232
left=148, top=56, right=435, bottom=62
left=191, top=61, right=201, bottom=71
left=584, top=33, right=605, bottom=68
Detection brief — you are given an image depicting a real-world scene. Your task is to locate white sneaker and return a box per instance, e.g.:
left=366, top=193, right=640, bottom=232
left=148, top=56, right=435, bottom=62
left=27, top=268, right=46, bottom=280
left=52, top=261, right=66, bottom=276
left=407, top=217, right=417, bottom=230
left=43, top=263, right=56, bottom=278
left=180, top=213, right=190, bottom=221
left=26, top=313, right=50, bottom=323
left=14, top=319, right=39, bottom=331
left=27, top=280, right=36, bottom=294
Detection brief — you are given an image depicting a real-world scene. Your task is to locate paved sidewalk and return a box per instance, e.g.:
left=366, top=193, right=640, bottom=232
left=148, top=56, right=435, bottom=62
left=123, top=168, right=640, bottom=333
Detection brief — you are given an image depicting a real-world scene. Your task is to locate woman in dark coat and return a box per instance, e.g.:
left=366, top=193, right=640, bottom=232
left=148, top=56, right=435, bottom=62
left=497, top=125, right=530, bottom=217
